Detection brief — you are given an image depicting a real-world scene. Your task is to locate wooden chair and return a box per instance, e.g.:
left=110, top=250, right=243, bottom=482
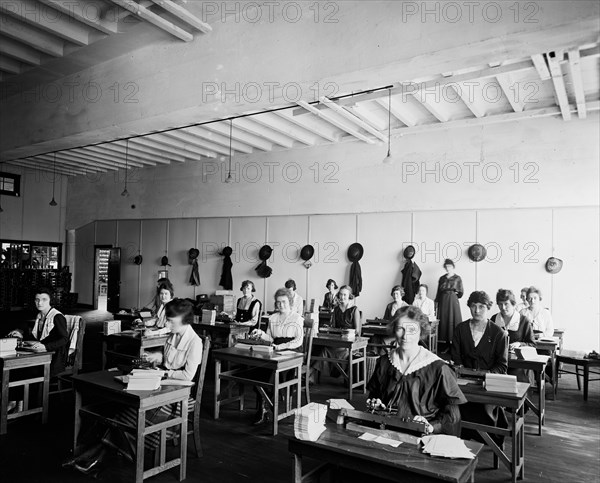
left=301, top=319, right=315, bottom=404
left=51, top=315, right=86, bottom=396
left=169, top=335, right=211, bottom=457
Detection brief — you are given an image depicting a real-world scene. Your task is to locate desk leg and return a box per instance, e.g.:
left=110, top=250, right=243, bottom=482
left=73, top=388, right=82, bottom=455
left=135, top=409, right=145, bottom=483
left=214, top=359, right=221, bottom=419
left=361, top=347, right=366, bottom=394
left=539, top=368, right=545, bottom=432
left=551, top=354, right=558, bottom=397
left=102, top=340, right=107, bottom=369
left=293, top=453, right=302, bottom=483
left=41, top=362, right=50, bottom=425
left=180, top=398, right=188, bottom=481
left=511, top=408, right=517, bottom=483
left=1, top=368, right=9, bottom=435
left=348, top=350, right=354, bottom=401
left=584, top=364, right=589, bottom=401
left=273, top=370, right=280, bottom=436
left=519, top=404, right=525, bottom=480
left=296, top=365, right=301, bottom=412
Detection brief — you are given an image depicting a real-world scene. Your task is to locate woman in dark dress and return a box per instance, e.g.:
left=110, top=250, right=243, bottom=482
left=383, top=285, right=408, bottom=320
left=322, top=279, right=338, bottom=311
left=435, top=259, right=463, bottom=351
left=367, top=306, right=466, bottom=436
left=234, top=280, right=262, bottom=326
left=451, top=291, right=509, bottom=445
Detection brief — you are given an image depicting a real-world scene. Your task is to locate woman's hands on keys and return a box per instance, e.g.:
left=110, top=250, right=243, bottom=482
left=413, top=415, right=434, bottom=435
left=366, top=398, right=386, bottom=411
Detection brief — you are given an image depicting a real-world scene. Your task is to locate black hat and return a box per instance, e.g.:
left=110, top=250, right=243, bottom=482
left=188, top=248, right=200, bottom=259
left=133, top=254, right=143, bottom=265
left=300, top=244, right=314, bottom=261
left=258, top=245, right=273, bottom=261
left=545, top=257, right=563, bottom=274
left=161, top=255, right=171, bottom=267
left=347, top=243, right=364, bottom=262
left=468, top=244, right=487, bottom=262
left=220, top=246, right=233, bottom=257
left=403, top=245, right=416, bottom=260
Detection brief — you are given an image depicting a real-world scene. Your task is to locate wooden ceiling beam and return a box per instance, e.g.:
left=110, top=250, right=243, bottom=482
left=149, top=0, right=211, bottom=33
left=251, top=112, right=319, bottom=146
left=182, top=126, right=253, bottom=154
left=0, top=56, right=22, bottom=75
left=34, top=154, right=108, bottom=172
left=531, top=53, right=551, bottom=80
left=568, top=49, right=587, bottom=119
left=345, top=104, right=387, bottom=131
left=234, top=118, right=296, bottom=148
left=56, top=149, right=144, bottom=169
left=8, top=159, right=84, bottom=176
left=297, top=100, right=374, bottom=144
left=376, top=97, right=418, bottom=127
left=0, top=36, right=41, bottom=65
left=79, top=146, right=157, bottom=167
left=91, top=143, right=169, bottom=165
left=107, top=0, right=193, bottom=42
left=203, top=123, right=274, bottom=151
left=37, top=0, right=118, bottom=34
left=496, top=73, right=524, bottom=113
left=451, top=82, right=486, bottom=118
left=113, top=140, right=186, bottom=163
left=146, top=133, right=218, bottom=158
left=1, top=0, right=92, bottom=46
left=0, top=14, right=64, bottom=56
left=546, top=51, right=571, bottom=121
left=129, top=137, right=202, bottom=160
left=164, top=130, right=233, bottom=156
left=319, top=97, right=387, bottom=142
left=412, top=88, right=451, bottom=122
left=274, top=110, right=340, bottom=143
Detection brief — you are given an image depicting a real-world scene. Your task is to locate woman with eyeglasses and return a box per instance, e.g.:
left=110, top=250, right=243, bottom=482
left=366, top=306, right=466, bottom=436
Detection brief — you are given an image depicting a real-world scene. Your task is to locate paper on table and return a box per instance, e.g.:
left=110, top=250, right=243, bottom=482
left=160, top=379, right=194, bottom=386
left=327, top=399, right=355, bottom=410
left=275, top=350, right=300, bottom=356
left=420, top=435, right=474, bottom=459
left=359, top=432, right=402, bottom=448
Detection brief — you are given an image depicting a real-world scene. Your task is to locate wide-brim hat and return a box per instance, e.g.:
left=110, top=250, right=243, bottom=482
left=300, top=244, right=314, bottom=261
left=133, top=255, right=143, bottom=265
left=188, top=248, right=200, bottom=259
left=258, top=245, right=273, bottom=261
left=347, top=243, right=364, bottom=262
left=161, top=255, right=171, bottom=267
left=403, top=245, right=416, bottom=260
left=545, top=257, right=563, bottom=274
left=468, top=243, right=487, bottom=262
left=221, top=246, right=233, bottom=257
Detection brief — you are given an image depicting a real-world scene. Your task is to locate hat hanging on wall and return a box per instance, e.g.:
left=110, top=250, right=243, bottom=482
left=219, top=246, right=233, bottom=290
left=347, top=243, right=364, bottom=296
left=545, top=257, right=563, bottom=274
left=300, top=244, right=315, bottom=269
left=403, top=245, right=416, bottom=260
left=188, top=248, right=200, bottom=286
left=188, top=248, right=200, bottom=264
left=468, top=243, right=487, bottom=262
left=133, top=254, right=143, bottom=265
left=161, top=255, right=171, bottom=267
left=256, top=245, right=273, bottom=278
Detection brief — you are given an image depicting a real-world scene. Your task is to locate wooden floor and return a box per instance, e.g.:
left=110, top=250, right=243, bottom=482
left=1, top=308, right=598, bottom=483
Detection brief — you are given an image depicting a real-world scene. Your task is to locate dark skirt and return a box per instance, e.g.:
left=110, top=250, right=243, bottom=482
left=438, top=291, right=462, bottom=344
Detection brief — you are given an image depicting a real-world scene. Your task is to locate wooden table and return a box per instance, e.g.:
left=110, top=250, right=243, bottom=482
left=72, top=370, right=190, bottom=483
left=362, top=320, right=439, bottom=354
left=289, top=425, right=483, bottom=483
left=459, top=380, right=529, bottom=483
left=534, top=339, right=559, bottom=397
left=556, top=352, right=600, bottom=401
left=192, top=322, right=250, bottom=348
left=508, top=354, right=549, bottom=435
left=0, top=350, right=53, bottom=435
left=213, top=347, right=303, bottom=435
left=102, top=332, right=170, bottom=369
left=311, top=335, right=368, bottom=400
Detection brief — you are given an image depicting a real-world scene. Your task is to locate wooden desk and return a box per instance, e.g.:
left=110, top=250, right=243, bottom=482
left=213, top=347, right=303, bottom=435
left=556, top=352, right=600, bottom=401
left=192, top=322, right=250, bottom=348
left=289, top=425, right=483, bottom=483
left=534, top=339, right=559, bottom=397
left=102, top=332, right=170, bottom=369
left=72, top=370, right=190, bottom=483
left=0, top=350, right=53, bottom=435
left=311, top=335, right=368, bottom=400
left=508, top=355, right=549, bottom=435
left=459, top=380, right=529, bottom=483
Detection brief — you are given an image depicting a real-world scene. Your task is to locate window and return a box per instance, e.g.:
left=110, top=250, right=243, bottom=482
left=0, top=172, right=20, bottom=197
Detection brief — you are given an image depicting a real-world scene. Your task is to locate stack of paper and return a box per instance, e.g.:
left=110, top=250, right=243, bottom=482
left=202, top=309, right=216, bottom=325
left=485, top=373, right=517, bottom=393
left=125, top=369, right=163, bottom=391
left=359, top=432, right=401, bottom=448
left=420, top=435, right=475, bottom=459
left=103, top=320, right=121, bottom=335
left=514, top=346, right=539, bottom=360
left=327, top=399, right=355, bottom=410
left=294, top=403, right=328, bottom=441
left=0, top=337, right=18, bottom=356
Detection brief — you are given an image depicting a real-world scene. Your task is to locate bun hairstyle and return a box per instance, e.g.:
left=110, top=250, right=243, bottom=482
left=165, top=298, right=194, bottom=325
left=467, top=291, right=493, bottom=309
left=326, top=279, right=338, bottom=290
left=443, top=258, right=455, bottom=268
left=240, top=280, right=256, bottom=292
left=284, top=279, right=297, bottom=291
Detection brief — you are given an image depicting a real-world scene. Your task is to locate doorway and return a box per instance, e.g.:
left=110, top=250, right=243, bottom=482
left=94, top=246, right=121, bottom=312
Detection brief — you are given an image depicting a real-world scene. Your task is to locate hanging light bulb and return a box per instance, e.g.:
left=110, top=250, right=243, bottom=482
left=121, top=139, right=130, bottom=197
left=49, top=152, right=58, bottom=206
left=224, top=119, right=234, bottom=183
left=382, top=88, right=395, bottom=164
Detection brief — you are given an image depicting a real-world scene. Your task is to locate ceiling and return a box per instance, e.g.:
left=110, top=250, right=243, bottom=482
left=1, top=2, right=599, bottom=177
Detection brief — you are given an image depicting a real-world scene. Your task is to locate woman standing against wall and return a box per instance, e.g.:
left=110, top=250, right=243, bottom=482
left=435, top=259, right=463, bottom=352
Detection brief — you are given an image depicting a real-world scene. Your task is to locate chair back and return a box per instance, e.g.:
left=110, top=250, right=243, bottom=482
left=64, top=315, right=86, bottom=373
left=302, top=318, right=315, bottom=366
left=192, top=335, right=211, bottom=406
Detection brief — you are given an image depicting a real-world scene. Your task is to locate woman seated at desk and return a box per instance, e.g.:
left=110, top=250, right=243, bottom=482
left=383, top=285, right=408, bottom=320
left=322, top=279, right=339, bottom=311
left=366, top=306, right=466, bottom=436
left=312, top=285, right=361, bottom=378
left=520, top=286, right=554, bottom=338
left=491, top=289, right=535, bottom=383
left=248, top=288, right=304, bottom=424
left=451, top=291, right=508, bottom=445
left=285, top=279, right=304, bottom=316
left=64, top=298, right=203, bottom=476
left=137, top=280, right=174, bottom=332
left=234, top=280, right=262, bottom=326
left=412, top=284, right=436, bottom=321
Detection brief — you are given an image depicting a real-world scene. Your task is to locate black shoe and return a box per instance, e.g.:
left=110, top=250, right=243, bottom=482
left=74, top=448, right=106, bottom=475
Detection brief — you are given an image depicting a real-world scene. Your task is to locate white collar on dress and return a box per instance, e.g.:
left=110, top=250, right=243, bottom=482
left=388, top=346, right=441, bottom=375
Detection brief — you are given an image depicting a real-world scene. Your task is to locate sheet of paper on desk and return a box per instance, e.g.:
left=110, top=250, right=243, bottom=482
left=275, top=350, right=299, bottom=356
left=327, top=399, right=355, bottom=410
left=160, top=379, right=194, bottom=386
left=420, top=435, right=474, bottom=459
left=359, top=432, right=401, bottom=448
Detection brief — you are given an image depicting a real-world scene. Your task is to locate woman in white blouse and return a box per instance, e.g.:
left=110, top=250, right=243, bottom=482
left=520, top=286, right=554, bottom=338
left=412, top=284, right=436, bottom=321
left=284, top=279, right=304, bottom=316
